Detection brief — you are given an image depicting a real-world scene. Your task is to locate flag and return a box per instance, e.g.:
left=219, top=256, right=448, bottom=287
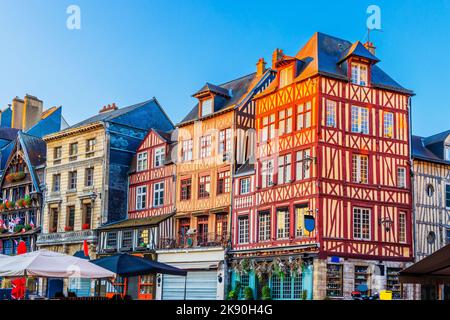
left=83, top=240, right=89, bottom=257
left=29, top=219, right=35, bottom=228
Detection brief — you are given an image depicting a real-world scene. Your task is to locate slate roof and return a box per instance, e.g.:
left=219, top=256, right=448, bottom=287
left=193, top=83, right=231, bottom=98
left=0, top=128, right=20, bottom=141
left=412, top=132, right=450, bottom=165
left=19, top=131, right=46, bottom=167
left=98, top=213, right=174, bottom=231
left=261, top=32, right=411, bottom=95
left=179, top=73, right=260, bottom=125
left=235, top=160, right=255, bottom=178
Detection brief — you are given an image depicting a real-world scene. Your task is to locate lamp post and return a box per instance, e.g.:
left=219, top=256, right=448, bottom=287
left=378, top=218, right=393, bottom=232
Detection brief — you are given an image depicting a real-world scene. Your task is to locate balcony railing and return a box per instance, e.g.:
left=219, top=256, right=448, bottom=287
left=158, top=232, right=229, bottom=250
left=36, top=229, right=97, bottom=245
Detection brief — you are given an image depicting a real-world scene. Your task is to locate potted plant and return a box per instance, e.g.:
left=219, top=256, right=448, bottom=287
left=302, top=290, right=308, bottom=300
left=227, top=290, right=238, bottom=300
left=6, top=201, right=15, bottom=210
left=24, top=224, right=33, bottom=231
left=16, top=199, right=24, bottom=208
left=0, top=203, right=4, bottom=211
left=14, top=224, right=25, bottom=233
left=262, top=286, right=271, bottom=300
left=64, top=225, right=74, bottom=232
left=82, top=223, right=90, bottom=230
left=14, top=172, right=25, bottom=181
left=24, top=197, right=32, bottom=207
left=243, top=287, right=254, bottom=300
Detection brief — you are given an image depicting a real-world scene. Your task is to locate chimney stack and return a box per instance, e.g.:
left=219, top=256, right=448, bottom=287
left=364, top=41, right=376, bottom=55
left=272, top=48, right=284, bottom=69
left=99, top=102, right=119, bottom=114
left=256, top=58, right=266, bottom=77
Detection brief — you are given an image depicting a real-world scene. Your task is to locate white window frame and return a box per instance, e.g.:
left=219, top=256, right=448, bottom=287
left=399, top=212, right=406, bottom=243
left=201, top=98, right=213, bottom=117
left=445, top=145, right=450, bottom=162
left=240, top=178, right=251, bottom=195
left=137, top=152, right=148, bottom=172
left=279, top=66, right=293, bottom=88
left=153, top=182, right=164, bottom=207
left=295, top=204, right=309, bottom=237
left=258, top=212, right=271, bottom=242
left=351, top=63, right=368, bottom=86
left=296, top=149, right=311, bottom=181
left=276, top=208, right=290, bottom=240
left=353, top=207, right=371, bottom=240
left=352, top=154, right=368, bottom=184
left=154, top=147, right=165, bottom=168
left=384, top=112, right=394, bottom=138
left=326, top=100, right=337, bottom=128
left=199, top=135, right=212, bottom=159
left=278, top=154, right=292, bottom=184
left=397, top=167, right=406, bottom=188
left=181, top=139, right=193, bottom=162
left=136, top=186, right=147, bottom=210
left=238, top=216, right=249, bottom=244
left=261, top=159, right=274, bottom=188
left=351, top=105, right=369, bottom=134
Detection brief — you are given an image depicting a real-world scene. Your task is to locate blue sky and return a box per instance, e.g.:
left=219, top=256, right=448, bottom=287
left=0, top=0, right=449, bottom=136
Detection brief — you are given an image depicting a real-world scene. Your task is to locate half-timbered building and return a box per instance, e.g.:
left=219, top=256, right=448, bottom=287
left=155, top=61, right=274, bottom=300
left=411, top=131, right=450, bottom=299
left=97, top=128, right=176, bottom=300
left=229, top=32, right=414, bottom=300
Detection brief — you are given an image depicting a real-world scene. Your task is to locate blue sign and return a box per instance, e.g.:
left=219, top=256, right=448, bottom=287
left=304, top=215, right=315, bottom=232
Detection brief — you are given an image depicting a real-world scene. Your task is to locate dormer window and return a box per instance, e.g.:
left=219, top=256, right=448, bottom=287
left=201, top=98, right=213, bottom=117
left=445, top=145, right=450, bottom=161
left=279, top=66, right=293, bottom=88
left=351, top=63, right=368, bottom=86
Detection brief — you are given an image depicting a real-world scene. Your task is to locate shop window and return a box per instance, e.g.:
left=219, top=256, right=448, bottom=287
left=354, top=266, right=369, bottom=292
left=386, top=268, right=402, bottom=299
left=326, top=264, right=343, bottom=297
left=270, top=274, right=303, bottom=300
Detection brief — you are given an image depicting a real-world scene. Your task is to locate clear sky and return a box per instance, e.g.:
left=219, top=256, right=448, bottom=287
left=0, top=0, right=449, bottom=137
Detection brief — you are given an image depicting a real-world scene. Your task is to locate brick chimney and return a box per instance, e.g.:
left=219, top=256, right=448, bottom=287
left=99, top=103, right=118, bottom=114
left=272, top=48, right=284, bottom=69
left=364, top=41, right=376, bottom=55
left=256, top=58, right=266, bottom=77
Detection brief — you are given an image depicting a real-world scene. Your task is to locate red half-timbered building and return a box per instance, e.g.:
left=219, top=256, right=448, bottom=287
left=97, top=128, right=176, bottom=300
left=230, top=32, right=414, bottom=300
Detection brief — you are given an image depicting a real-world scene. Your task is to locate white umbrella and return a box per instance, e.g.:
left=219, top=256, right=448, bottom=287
left=0, top=250, right=115, bottom=279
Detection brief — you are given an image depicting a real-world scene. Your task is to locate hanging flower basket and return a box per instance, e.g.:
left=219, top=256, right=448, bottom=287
left=5, top=172, right=26, bottom=183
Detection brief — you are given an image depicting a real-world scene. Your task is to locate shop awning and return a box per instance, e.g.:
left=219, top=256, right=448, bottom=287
left=399, top=244, right=450, bottom=284
left=97, top=213, right=174, bottom=231
left=91, top=253, right=187, bottom=277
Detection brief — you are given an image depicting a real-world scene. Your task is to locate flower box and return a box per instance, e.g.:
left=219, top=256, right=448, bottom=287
left=64, top=225, right=74, bottom=232
left=82, top=223, right=90, bottom=230
left=49, top=227, right=57, bottom=233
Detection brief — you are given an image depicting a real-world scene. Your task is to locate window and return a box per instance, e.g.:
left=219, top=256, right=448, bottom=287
left=386, top=268, right=402, bottom=299
left=351, top=63, right=368, bottom=86
left=261, top=159, right=274, bottom=188
left=136, top=186, right=147, bottom=210
left=53, top=147, right=62, bottom=164
left=446, top=184, right=450, bottom=209
left=270, top=274, right=303, bottom=300
left=351, top=106, right=369, bottom=134
left=325, top=100, right=337, bottom=128
left=276, top=208, right=290, bottom=239
left=180, top=178, right=192, bottom=201
left=85, top=167, right=94, bottom=187
left=278, top=108, right=293, bottom=136
left=383, top=112, right=394, bottom=138
left=200, top=135, right=212, bottom=158
left=122, top=230, right=133, bottom=249
left=50, top=208, right=59, bottom=233
left=278, top=154, right=292, bottom=184
left=446, top=228, right=450, bottom=245
left=67, top=206, right=75, bottom=228
left=217, top=171, right=230, bottom=194
left=426, top=184, right=434, bottom=197
left=261, top=114, right=276, bottom=142
left=82, top=203, right=92, bottom=229
left=106, top=232, right=117, bottom=248
left=445, top=146, right=450, bottom=161
left=201, top=98, right=213, bottom=117
left=353, top=207, right=371, bottom=240
left=399, top=212, right=406, bottom=243
left=238, top=216, right=249, bottom=244
left=178, top=218, right=190, bottom=246
left=296, top=102, right=312, bottom=130
left=258, top=211, right=271, bottom=242
left=198, top=175, right=211, bottom=199
left=86, top=138, right=96, bottom=157
left=240, top=178, right=251, bottom=195
left=137, top=152, right=148, bottom=172
left=68, top=171, right=77, bottom=190
left=354, top=266, right=369, bottom=292
left=397, top=167, right=406, bottom=188
left=279, top=66, right=293, bottom=88
left=295, top=149, right=311, bottom=181
left=69, top=143, right=78, bottom=161
left=215, top=214, right=228, bottom=239
left=326, top=264, right=343, bottom=297
left=196, top=216, right=209, bottom=245
left=219, top=128, right=232, bottom=154
left=137, top=229, right=150, bottom=248
left=352, top=154, right=368, bottom=184
left=181, top=139, right=193, bottom=162
left=154, top=147, right=165, bottom=168
left=52, top=174, right=61, bottom=192
left=295, top=204, right=310, bottom=237
left=153, top=182, right=164, bottom=207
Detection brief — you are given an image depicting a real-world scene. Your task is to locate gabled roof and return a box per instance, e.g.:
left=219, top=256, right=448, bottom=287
left=338, top=41, right=380, bottom=63
left=412, top=132, right=450, bottom=166
left=193, top=83, right=231, bottom=98
left=179, top=71, right=270, bottom=125
left=291, top=32, right=411, bottom=94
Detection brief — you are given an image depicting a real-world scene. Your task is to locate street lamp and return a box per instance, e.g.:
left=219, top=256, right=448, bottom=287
left=378, top=218, right=393, bottom=232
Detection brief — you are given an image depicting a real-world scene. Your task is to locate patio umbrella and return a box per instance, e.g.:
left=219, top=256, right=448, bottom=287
left=91, top=253, right=187, bottom=277
left=0, top=250, right=115, bottom=279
